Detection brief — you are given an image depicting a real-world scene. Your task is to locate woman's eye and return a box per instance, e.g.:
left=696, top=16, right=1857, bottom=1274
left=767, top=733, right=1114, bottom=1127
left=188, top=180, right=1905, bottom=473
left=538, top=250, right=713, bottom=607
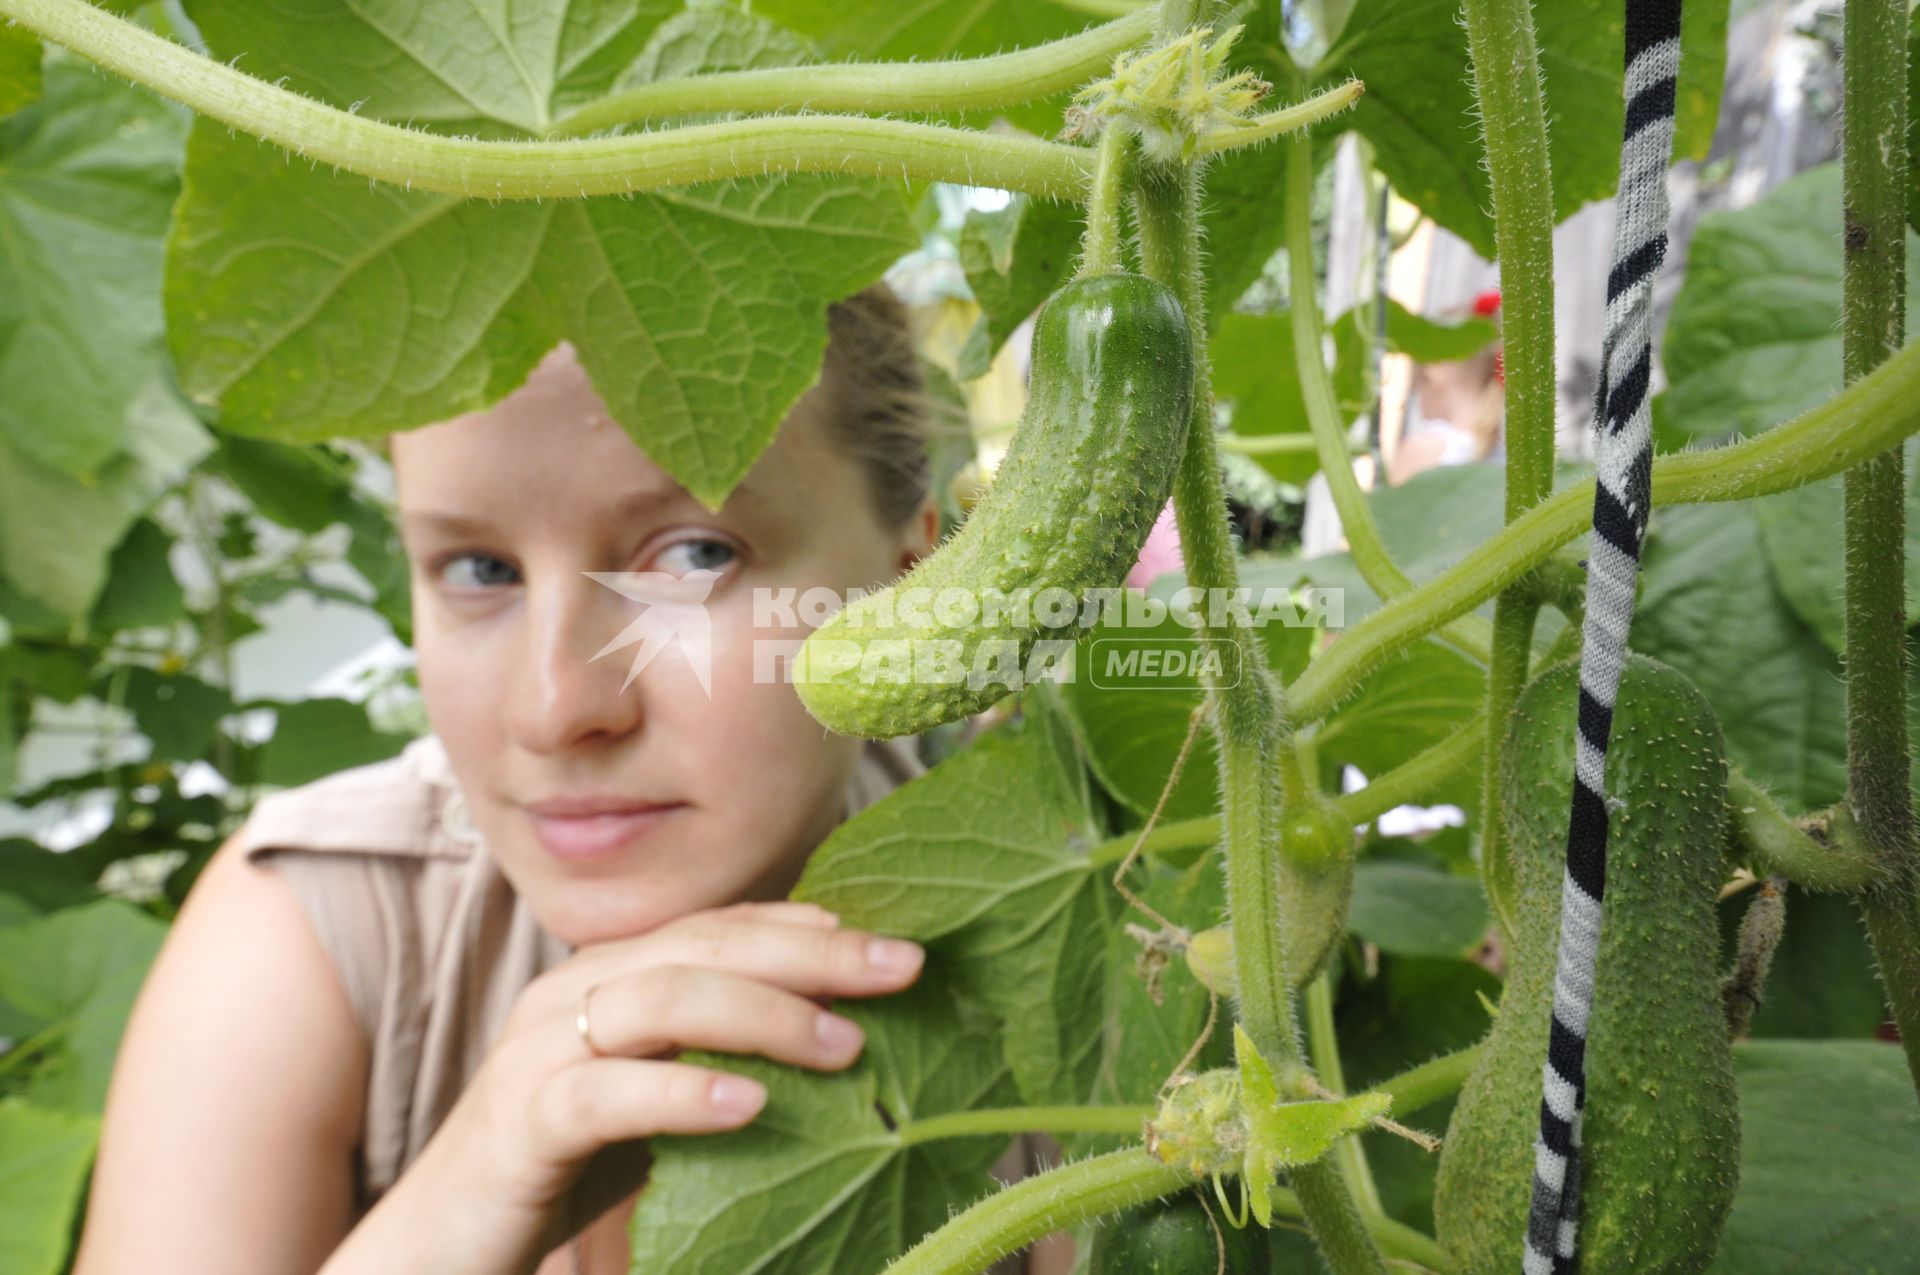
left=655, top=538, right=737, bottom=576
left=437, top=553, right=520, bottom=589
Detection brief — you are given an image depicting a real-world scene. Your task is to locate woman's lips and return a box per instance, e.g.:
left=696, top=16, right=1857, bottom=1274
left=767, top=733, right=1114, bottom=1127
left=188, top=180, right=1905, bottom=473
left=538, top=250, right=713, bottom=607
left=524, top=798, right=687, bottom=862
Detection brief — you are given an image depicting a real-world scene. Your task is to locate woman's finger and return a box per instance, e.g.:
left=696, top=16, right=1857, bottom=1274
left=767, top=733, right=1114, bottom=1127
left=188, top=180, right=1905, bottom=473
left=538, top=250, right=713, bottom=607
left=537, top=963, right=869, bottom=1074
left=652, top=912, right=924, bottom=998
left=529, top=1057, right=768, bottom=1164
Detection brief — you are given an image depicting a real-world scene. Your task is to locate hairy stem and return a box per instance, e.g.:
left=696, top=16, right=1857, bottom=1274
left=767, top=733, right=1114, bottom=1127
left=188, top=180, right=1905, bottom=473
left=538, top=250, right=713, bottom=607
left=1376, top=1045, right=1481, bottom=1119
left=1840, top=0, right=1920, bottom=1099
left=1458, top=0, right=1557, bottom=952
left=1459, top=0, right=1557, bottom=517
left=883, top=1150, right=1194, bottom=1275
left=2, top=0, right=1357, bottom=204
left=1285, top=334, right=1920, bottom=722
left=897, top=1106, right=1153, bottom=1147
left=880, top=1147, right=1443, bottom=1275
left=1282, top=130, right=1494, bottom=667
left=550, top=8, right=1160, bottom=135
left=1729, top=770, right=1880, bottom=892
left=1132, top=113, right=1384, bottom=1273
left=1079, top=127, right=1138, bottom=275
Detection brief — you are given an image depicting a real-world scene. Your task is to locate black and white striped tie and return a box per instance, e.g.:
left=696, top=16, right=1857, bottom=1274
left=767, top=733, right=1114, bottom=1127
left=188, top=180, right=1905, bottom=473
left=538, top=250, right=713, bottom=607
left=1523, top=2, right=1683, bottom=1273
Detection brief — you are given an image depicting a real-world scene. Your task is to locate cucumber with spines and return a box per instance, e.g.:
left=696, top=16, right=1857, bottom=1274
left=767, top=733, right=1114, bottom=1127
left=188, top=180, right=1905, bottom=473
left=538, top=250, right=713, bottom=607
left=792, top=272, right=1194, bottom=739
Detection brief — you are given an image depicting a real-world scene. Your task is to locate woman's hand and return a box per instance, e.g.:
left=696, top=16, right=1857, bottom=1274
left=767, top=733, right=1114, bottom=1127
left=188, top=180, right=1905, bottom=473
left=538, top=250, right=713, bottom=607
left=321, top=899, right=925, bottom=1275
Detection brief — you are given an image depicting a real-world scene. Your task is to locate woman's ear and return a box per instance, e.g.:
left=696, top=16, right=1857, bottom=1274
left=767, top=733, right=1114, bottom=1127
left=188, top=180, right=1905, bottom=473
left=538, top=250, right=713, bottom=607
left=896, top=493, right=940, bottom=575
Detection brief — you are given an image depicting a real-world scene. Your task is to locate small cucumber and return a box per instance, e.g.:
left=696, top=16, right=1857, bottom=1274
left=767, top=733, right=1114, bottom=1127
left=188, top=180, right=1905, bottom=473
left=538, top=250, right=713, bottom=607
left=792, top=272, right=1194, bottom=738
left=1433, top=654, right=1739, bottom=1273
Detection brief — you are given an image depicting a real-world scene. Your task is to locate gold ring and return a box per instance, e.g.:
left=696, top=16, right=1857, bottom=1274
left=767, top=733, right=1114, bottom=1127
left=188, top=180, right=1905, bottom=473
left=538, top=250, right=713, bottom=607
left=575, top=982, right=607, bottom=1058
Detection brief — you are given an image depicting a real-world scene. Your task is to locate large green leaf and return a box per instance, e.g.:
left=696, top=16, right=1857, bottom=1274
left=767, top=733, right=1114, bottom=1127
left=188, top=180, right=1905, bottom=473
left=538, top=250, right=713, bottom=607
left=169, top=4, right=916, bottom=511
left=0, top=375, right=210, bottom=618
left=794, top=700, right=1108, bottom=1105
left=0, top=1101, right=97, bottom=1275
left=1709, top=1040, right=1920, bottom=1273
left=0, top=52, right=186, bottom=479
left=626, top=966, right=1020, bottom=1274
left=1633, top=502, right=1847, bottom=813
left=795, top=694, right=1227, bottom=1110
left=1308, top=0, right=1730, bottom=260
left=1657, top=162, right=1920, bottom=445
left=0, top=899, right=166, bottom=1112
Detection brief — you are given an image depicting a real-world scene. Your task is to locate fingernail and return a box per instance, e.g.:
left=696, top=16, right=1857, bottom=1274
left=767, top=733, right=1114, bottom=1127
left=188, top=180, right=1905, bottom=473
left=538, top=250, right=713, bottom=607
left=816, top=1011, right=863, bottom=1054
left=867, top=937, right=924, bottom=974
left=711, top=1075, right=767, bottom=1116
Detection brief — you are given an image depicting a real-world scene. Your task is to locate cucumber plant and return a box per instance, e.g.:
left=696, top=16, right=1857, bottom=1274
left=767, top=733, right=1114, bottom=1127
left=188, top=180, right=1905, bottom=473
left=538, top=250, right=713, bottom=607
left=4, top=1, right=1920, bottom=1274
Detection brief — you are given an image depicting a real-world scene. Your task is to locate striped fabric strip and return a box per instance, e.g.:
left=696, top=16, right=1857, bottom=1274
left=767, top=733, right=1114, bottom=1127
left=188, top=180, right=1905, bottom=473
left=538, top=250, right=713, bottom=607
left=1521, top=3, right=1684, bottom=1272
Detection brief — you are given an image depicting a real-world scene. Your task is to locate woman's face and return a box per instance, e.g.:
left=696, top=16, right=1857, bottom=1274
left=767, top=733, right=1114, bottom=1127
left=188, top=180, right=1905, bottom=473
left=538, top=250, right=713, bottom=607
left=392, top=340, right=936, bottom=949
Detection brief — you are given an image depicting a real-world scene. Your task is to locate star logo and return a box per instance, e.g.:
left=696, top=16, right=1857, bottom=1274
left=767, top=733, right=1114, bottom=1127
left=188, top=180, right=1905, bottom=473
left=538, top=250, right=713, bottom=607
left=584, top=569, right=724, bottom=698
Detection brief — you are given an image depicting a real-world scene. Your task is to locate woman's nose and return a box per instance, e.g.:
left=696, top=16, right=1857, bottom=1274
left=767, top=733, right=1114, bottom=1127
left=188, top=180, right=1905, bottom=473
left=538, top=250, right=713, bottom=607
left=504, top=575, right=646, bottom=755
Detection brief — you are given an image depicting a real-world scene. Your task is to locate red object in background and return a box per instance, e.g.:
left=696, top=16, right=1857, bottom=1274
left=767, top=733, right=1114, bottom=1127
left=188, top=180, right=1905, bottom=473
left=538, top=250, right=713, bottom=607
left=1473, top=287, right=1505, bottom=384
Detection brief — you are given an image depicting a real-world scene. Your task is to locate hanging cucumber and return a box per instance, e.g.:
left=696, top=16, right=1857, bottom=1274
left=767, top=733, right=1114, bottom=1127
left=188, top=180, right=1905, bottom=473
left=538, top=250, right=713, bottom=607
left=1433, top=654, right=1739, bottom=1272
left=791, top=272, right=1194, bottom=739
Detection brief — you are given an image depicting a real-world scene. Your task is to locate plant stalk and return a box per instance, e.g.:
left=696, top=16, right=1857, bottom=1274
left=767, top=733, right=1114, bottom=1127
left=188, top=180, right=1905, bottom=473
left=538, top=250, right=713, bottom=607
left=897, top=1105, right=1154, bottom=1147
left=1730, top=771, right=1881, bottom=892
left=1458, top=0, right=1558, bottom=947
left=1284, top=334, right=1920, bottom=723
left=1839, top=0, right=1920, bottom=1099
left=1, top=0, right=1358, bottom=204
left=880, top=1146, right=1444, bottom=1274
left=549, top=8, right=1160, bottom=135
left=1132, top=132, right=1387, bottom=1275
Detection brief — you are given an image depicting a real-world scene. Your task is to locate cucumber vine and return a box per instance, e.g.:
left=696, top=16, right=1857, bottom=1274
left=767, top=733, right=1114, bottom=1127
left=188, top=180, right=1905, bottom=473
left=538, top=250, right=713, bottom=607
left=10, top=0, right=1919, bottom=1271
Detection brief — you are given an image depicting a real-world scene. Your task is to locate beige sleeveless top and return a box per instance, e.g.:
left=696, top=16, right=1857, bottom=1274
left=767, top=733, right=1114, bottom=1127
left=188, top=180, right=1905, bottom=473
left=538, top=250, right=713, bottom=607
left=234, top=732, right=927, bottom=1215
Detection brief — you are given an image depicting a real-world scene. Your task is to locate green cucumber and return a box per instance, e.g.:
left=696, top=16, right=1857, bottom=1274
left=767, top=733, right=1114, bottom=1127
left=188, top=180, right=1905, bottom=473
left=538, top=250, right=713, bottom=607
left=791, top=272, right=1194, bottom=738
left=1087, top=1190, right=1263, bottom=1274
left=1433, top=653, right=1739, bottom=1272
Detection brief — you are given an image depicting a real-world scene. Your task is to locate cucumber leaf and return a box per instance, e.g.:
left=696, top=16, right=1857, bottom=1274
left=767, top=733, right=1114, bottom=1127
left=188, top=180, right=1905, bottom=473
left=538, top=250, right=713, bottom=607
left=1709, top=1040, right=1920, bottom=1273
left=1655, top=162, right=1920, bottom=446
left=1300, top=0, right=1730, bottom=260
left=628, top=968, right=1021, bottom=1274
left=0, top=1101, right=98, bottom=1275
left=794, top=694, right=1223, bottom=1110
left=0, top=51, right=186, bottom=478
left=169, top=3, right=915, bottom=511
left=0, top=900, right=166, bottom=1112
